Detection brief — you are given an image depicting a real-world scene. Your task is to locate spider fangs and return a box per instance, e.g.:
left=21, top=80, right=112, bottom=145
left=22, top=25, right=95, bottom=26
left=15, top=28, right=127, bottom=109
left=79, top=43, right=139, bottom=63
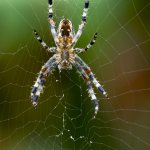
left=31, top=0, right=108, bottom=118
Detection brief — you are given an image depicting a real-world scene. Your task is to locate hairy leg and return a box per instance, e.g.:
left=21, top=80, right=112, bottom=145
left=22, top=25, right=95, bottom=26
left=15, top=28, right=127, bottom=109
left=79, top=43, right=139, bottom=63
left=74, top=62, right=99, bottom=117
left=31, top=55, right=58, bottom=106
left=75, top=32, right=98, bottom=53
left=33, top=30, right=56, bottom=52
left=48, top=0, right=58, bottom=43
left=75, top=55, right=108, bottom=98
left=72, top=0, right=90, bottom=45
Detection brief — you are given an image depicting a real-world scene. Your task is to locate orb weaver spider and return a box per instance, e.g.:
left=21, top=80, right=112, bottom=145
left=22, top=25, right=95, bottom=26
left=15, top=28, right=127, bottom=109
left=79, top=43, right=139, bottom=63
left=31, top=0, right=108, bottom=117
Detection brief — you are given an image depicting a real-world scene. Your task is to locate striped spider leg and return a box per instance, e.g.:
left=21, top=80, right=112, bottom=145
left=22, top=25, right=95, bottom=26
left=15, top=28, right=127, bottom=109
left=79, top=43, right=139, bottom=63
left=33, top=30, right=56, bottom=52
left=74, top=62, right=99, bottom=118
left=75, top=32, right=98, bottom=53
left=74, top=56, right=108, bottom=117
left=31, top=55, right=58, bottom=106
left=72, top=0, right=89, bottom=46
left=48, top=0, right=58, bottom=44
left=75, top=55, right=108, bottom=98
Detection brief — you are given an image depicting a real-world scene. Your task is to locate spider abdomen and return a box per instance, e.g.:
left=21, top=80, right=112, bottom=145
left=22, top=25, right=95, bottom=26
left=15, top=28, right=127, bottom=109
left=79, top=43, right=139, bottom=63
left=56, top=49, right=75, bottom=70
left=61, top=50, right=69, bottom=61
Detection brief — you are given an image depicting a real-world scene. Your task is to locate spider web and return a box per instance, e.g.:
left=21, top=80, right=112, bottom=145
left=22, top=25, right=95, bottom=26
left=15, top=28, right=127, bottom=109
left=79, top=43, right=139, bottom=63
left=0, top=0, right=150, bottom=149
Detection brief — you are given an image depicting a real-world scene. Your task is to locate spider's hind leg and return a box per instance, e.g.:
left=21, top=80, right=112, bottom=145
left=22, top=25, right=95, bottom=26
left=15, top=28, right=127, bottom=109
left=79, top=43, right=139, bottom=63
left=86, top=68, right=108, bottom=98
left=74, top=62, right=99, bottom=117
left=31, top=55, right=58, bottom=107
left=31, top=69, right=47, bottom=107
left=87, top=80, right=99, bottom=118
left=75, top=56, right=108, bottom=98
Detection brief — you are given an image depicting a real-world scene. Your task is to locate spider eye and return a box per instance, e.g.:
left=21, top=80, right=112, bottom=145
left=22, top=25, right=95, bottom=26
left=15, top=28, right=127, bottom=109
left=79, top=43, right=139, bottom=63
left=61, top=30, right=70, bottom=36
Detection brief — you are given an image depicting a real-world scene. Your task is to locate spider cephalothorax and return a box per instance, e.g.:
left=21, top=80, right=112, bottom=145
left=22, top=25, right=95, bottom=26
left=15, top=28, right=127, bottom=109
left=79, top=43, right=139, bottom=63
left=58, top=19, right=74, bottom=37
left=31, top=0, right=108, bottom=118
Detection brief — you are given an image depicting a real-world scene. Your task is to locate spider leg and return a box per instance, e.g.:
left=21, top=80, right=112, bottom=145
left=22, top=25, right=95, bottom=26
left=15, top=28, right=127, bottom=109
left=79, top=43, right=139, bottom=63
left=31, top=55, right=58, bottom=107
left=72, top=0, right=89, bottom=45
left=75, top=32, right=98, bottom=53
left=87, top=80, right=99, bottom=118
left=74, top=62, right=99, bottom=117
left=48, top=0, right=53, bottom=19
left=33, top=30, right=56, bottom=52
left=48, top=0, right=58, bottom=44
left=75, top=55, right=108, bottom=98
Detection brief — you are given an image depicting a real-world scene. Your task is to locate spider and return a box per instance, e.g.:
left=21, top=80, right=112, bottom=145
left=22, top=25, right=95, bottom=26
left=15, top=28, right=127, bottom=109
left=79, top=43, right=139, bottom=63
left=31, top=0, right=108, bottom=117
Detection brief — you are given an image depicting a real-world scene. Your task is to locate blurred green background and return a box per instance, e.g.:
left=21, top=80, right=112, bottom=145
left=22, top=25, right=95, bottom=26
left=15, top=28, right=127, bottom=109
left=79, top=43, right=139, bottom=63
left=0, top=0, right=150, bottom=149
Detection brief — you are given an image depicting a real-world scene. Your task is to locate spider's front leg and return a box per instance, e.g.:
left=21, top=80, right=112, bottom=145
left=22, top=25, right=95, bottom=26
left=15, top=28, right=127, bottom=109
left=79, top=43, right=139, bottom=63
left=48, top=0, right=58, bottom=43
left=74, top=62, right=99, bottom=117
left=31, top=55, right=58, bottom=107
left=75, top=55, right=108, bottom=98
left=72, top=0, right=89, bottom=45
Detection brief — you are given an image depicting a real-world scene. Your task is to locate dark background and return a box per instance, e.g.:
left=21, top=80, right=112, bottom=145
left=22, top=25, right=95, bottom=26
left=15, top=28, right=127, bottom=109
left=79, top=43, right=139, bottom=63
left=0, top=0, right=150, bottom=149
